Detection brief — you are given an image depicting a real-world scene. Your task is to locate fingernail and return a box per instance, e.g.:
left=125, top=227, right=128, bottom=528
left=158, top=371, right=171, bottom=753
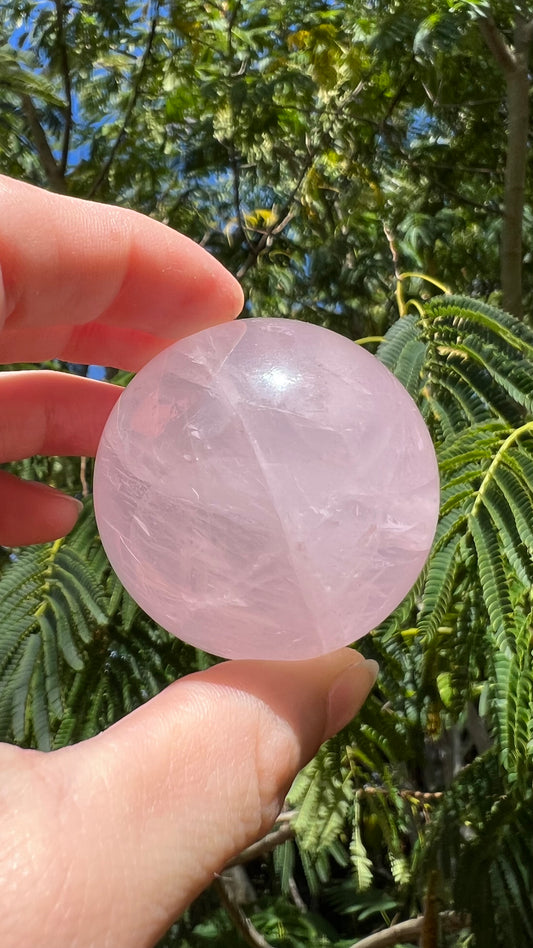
left=62, top=495, right=83, bottom=520
left=28, top=482, right=83, bottom=511
left=325, top=658, right=379, bottom=740
left=61, top=494, right=84, bottom=534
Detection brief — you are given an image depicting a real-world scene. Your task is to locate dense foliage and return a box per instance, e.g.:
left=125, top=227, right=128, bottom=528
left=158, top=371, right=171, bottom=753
left=1, top=2, right=533, bottom=946
left=2, top=0, right=532, bottom=325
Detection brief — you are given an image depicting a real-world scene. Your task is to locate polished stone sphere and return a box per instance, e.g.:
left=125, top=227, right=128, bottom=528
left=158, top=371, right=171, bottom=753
left=94, top=318, right=439, bottom=660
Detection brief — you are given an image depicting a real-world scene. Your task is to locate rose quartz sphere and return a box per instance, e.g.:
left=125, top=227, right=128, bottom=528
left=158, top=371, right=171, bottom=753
left=94, top=318, right=439, bottom=660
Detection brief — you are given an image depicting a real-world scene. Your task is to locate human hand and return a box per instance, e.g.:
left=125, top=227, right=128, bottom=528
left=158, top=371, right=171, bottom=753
left=0, top=176, right=378, bottom=948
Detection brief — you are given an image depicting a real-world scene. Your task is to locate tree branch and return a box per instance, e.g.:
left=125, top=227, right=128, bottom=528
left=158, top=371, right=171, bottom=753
left=347, top=912, right=467, bottom=948
left=356, top=785, right=444, bottom=803
left=54, top=0, right=73, bottom=175
left=235, top=157, right=311, bottom=280
left=87, top=5, right=159, bottom=198
left=478, top=15, right=517, bottom=75
left=20, top=94, right=66, bottom=192
left=230, top=145, right=255, bottom=252
left=351, top=916, right=424, bottom=948
left=225, top=822, right=295, bottom=867
left=234, top=77, right=365, bottom=281
left=288, top=875, right=308, bottom=914
left=215, top=875, right=273, bottom=948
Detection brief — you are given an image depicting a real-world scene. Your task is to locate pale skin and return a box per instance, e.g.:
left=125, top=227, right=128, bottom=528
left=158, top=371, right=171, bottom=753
left=0, top=176, right=378, bottom=948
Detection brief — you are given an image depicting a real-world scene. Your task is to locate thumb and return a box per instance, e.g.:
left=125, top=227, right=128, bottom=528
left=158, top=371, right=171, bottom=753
left=1, top=650, right=377, bottom=948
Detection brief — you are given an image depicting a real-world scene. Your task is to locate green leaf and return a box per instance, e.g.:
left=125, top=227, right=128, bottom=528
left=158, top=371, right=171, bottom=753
left=469, top=506, right=513, bottom=644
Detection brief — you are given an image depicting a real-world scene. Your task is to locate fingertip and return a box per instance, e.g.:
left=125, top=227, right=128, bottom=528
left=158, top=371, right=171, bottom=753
left=224, top=271, right=245, bottom=320
left=325, top=656, right=379, bottom=739
left=197, top=649, right=376, bottom=765
left=0, top=472, right=83, bottom=546
left=0, top=175, right=244, bottom=350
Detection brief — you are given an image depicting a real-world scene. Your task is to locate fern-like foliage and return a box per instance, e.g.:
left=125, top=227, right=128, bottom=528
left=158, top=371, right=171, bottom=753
left=288, top=736, right=353, bottom=893
left=289, top=296, right=533, bottom=947
left=0, top=502, right=214, bottom=750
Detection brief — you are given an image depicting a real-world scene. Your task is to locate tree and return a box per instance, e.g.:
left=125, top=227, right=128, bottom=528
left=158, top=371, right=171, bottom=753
left=1, top=0, right=532, bottom=324
left=477, top=8, right=533, bottom=319
left=410, top=0, right=533, bottom=318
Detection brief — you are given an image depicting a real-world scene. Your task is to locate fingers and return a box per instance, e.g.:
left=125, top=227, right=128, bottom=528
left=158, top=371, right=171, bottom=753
left=0, top=176, right=244, bottom=369
left=0, top=651, right=377, bottom=948
left=0, top=371, right=122, bottom=545
left=0, top=175, right=243, bottom=544
left=0, top=471, right=82, bottom=546
left=0, top=324, right=175, bottom=373
left=0, top=372, right=121, bottom=462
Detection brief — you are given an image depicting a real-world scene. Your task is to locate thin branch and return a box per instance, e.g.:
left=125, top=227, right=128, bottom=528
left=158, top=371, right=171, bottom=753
left=234, top=77, right=366, bottom=280
left=230, top=146, right=255, bottom=253
left=79, top=457, right=89, bottom=498
left=421, top=79, right=436, bottom=105
left=380, top=70, right=413, bottom=128
left=54, top=0, right=72, bottom=175
left=425, top=95, right=503, bottom=110
left=383, top=223, right=405, bottom=316
left=288, top=876, right=308, bottom=914
left=347, top=912, right=467, bottom=948
left=215, top=875, right=273, bottom=948
left=199, top=228, right=215, bottom=247
left=20, top=94, right=65, bottom=192
left=382, top=223, right=401, bottom=280
left=351, top=916, right=423, bottom=948
left=87, top=5, right=159, bottom=198
left=272, top=809, right=298, bottom=822
left=356, top=785, right=444, bottom=803
left=235, top=159, right=311, bottom=280
left=429, top=163, right=496, bottom=176
left=225, top=822, right=294, bottom=868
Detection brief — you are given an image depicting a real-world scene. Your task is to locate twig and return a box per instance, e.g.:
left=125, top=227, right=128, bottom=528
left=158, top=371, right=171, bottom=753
left=235, top=161, right=311, bottom=280
left=356, top=785, right=444, bottom=803
left=288, top=875, right=308, bottom=914
left=225, top=821, right=295, bottom=867
left=79, top=457, right=89, bottom=498
left=87, top=4, right=160, bottom=197
left=272, top=809, right=298, bottom=822
left=382, top=223, right=406, bottom=316
left=215, top=875, right=273, bottom=948
left=382, top=223, right=401, bottom=279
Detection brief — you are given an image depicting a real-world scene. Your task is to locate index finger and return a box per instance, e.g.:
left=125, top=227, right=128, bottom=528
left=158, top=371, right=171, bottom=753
left=0, top=176, right=244, bottom=370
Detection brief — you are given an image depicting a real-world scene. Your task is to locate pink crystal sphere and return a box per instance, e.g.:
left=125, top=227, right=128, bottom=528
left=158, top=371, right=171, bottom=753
left=94, top=318, right=439, bottom=660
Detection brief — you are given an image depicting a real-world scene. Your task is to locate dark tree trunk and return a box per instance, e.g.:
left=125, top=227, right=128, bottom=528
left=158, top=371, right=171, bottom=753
left=479, top=14, right=533, bottom=320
